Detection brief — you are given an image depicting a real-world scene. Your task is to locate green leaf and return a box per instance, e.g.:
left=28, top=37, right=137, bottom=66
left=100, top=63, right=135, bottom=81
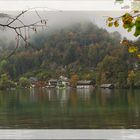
left=135, top=17, right=140, bottom=29
left=136, top=17, right=140, bottom=22
left=134, top=27, right=140, bottom=37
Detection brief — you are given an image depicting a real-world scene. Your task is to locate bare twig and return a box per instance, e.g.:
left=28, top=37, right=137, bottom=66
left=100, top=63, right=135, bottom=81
left=0, top=8, right=48, bottom=59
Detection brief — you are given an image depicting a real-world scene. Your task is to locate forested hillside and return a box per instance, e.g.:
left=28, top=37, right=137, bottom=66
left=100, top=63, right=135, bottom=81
left=0, top=22, right=140, bottom=88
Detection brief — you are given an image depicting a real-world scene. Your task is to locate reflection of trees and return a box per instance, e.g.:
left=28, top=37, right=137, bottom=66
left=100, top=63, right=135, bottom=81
left=0, top=89, right=140, bottom=128
left=70, top=89, right=77, bottom=108
left=127, top=90, right=140, bottom=121
left=76, top=89, right=91, bottom=103
left=93, top=89, right=140, bottom=128
left=41, top=88, right=56, bottom=101
left=127, top=90, right=135, bottom=106
left=56, top=89, right=69, bottom=110
left=95, top=89, right=115, bottom=107
left=29, top=88, right=36, bottom=103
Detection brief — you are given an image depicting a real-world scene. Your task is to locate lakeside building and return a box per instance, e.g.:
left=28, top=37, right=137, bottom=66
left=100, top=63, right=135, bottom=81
left=76, top=80, right=94, bottom=89
left=100, top=84, right=114, bottom=89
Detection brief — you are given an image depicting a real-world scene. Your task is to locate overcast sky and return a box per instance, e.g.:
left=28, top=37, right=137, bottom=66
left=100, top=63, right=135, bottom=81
left=0, top=0, right=132, bottom=11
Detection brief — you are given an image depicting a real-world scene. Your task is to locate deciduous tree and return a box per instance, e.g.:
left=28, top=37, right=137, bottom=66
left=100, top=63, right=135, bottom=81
left=106, top=11, right=140, bottom=59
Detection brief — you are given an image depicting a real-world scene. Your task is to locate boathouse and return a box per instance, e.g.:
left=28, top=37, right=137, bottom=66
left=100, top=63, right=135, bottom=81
left=100, top=84, right=114, bottom=89
left=76, top=80, right=93, bottom=89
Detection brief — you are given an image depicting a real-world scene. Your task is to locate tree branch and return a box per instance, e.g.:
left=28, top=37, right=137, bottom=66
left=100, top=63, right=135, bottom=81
left=0, top=8, right=48, bottom=59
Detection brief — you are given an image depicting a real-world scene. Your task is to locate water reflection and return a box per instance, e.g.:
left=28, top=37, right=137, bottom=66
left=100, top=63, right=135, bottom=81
left=56, top=89, right=69, bottom=110
left=77, top=89, right=91, bottom=101
left=29, top=88, right=36, bottom=103
left=0, top=88, right=140, bottom=128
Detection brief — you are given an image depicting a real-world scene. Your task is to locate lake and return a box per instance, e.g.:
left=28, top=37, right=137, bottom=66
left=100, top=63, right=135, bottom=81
left=0, top=88, right=140, bottom=129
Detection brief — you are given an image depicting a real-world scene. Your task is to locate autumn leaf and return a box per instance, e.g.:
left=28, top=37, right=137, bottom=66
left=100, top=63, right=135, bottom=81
left=108, top=17, right=113, bottom=21
left=121, top=39, right=129, bottom=46
left=128, top=46, right=138, bottom=53
left=114, top=21, right=119, bottom=27
left=108, top=22, right=113, bottom=27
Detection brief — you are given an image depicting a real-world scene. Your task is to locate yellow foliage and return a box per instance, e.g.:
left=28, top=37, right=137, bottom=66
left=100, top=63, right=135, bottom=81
left=128, top=46, right=138, bottom=53
left=122, top=13, right=133, bottom=24
left=137, top=53, right=140, bottom=58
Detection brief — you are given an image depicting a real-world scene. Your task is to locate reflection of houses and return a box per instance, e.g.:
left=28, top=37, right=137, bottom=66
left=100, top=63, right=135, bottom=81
left=100, top=84, right=114, bottom=89
left=77, top=88, right=91, bottom=101
left=76, top=80, right=93, bottom=89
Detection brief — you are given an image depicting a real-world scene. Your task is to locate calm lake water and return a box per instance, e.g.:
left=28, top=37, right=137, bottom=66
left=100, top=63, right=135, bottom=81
left=0, top=88, right=140, bottom=129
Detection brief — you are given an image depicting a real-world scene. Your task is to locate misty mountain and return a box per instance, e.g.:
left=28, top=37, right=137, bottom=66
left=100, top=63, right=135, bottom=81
left=0, top=22, right=131, bottom=81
